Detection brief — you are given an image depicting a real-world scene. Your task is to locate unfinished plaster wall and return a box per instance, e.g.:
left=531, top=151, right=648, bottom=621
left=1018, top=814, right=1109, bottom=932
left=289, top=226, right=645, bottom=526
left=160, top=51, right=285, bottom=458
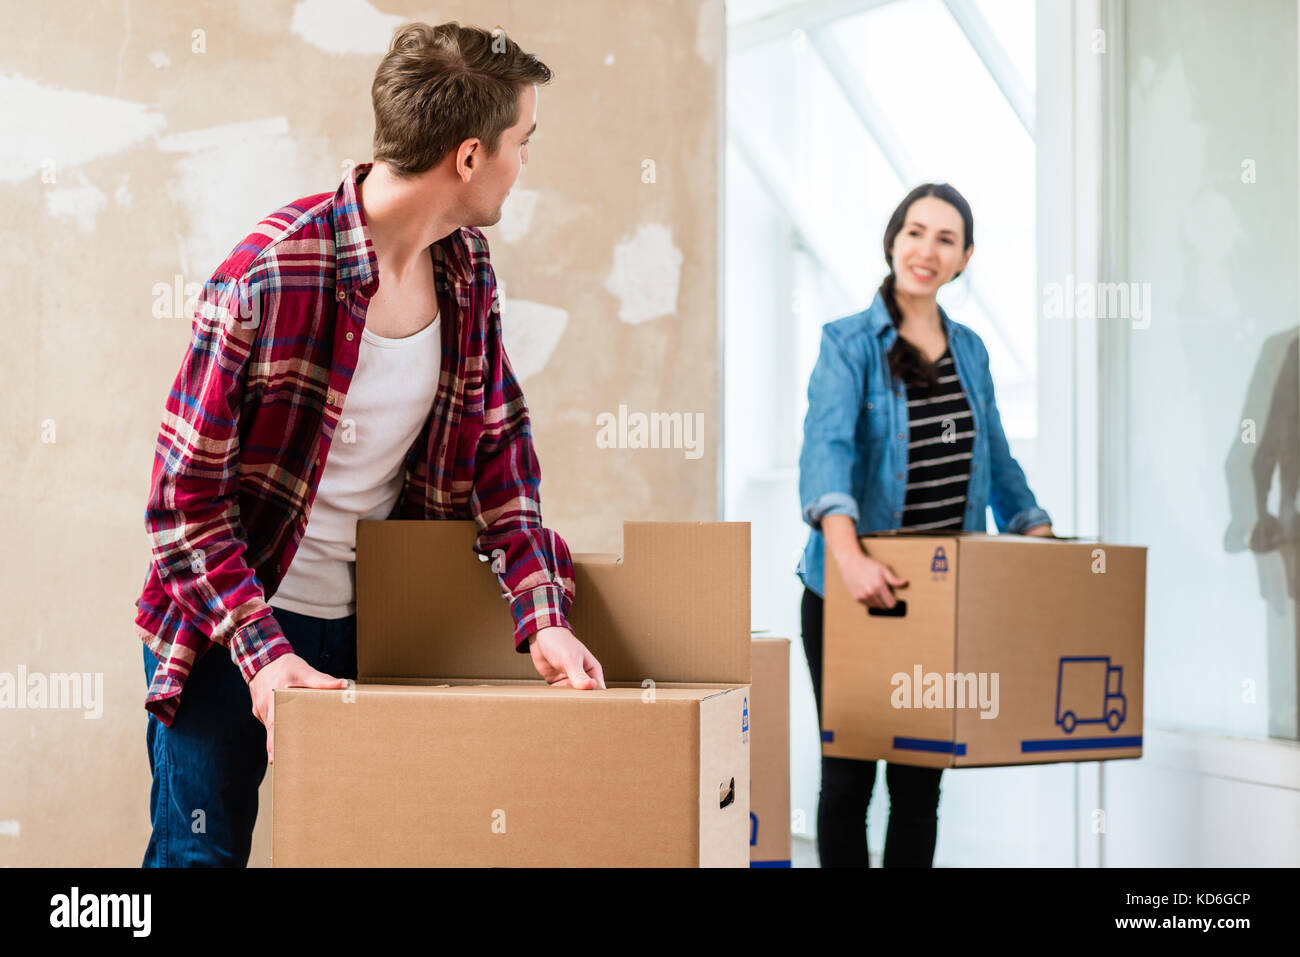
left=0, top=0, right=722, bottom=866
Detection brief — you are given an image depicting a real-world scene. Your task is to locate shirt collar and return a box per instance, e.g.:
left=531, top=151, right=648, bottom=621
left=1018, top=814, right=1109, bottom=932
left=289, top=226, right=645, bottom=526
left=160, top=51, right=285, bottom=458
left=332, top=161, right=474, bottom=294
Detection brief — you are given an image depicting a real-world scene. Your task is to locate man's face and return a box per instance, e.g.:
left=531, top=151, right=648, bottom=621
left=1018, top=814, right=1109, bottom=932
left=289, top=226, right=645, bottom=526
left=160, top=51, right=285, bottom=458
left=464, top=83, right=536, bottom=228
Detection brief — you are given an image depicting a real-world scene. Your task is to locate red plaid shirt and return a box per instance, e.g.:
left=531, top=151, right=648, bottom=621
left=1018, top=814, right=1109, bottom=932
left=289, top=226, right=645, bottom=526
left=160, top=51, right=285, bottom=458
left=134, top=161, right=575, bottom=727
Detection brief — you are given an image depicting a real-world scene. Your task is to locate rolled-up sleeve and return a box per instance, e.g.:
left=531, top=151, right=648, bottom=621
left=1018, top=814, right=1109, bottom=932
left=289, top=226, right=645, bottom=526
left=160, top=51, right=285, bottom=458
left=468, top=261, right=576, bottom=652
left=799, top=324, right=865, bottom=530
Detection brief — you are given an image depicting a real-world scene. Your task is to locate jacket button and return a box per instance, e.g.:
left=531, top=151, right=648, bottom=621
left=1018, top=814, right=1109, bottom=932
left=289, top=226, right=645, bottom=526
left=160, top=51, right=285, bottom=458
left=275, top=563, right=282, bottom=573
left=867, top=401, right=874, bottom=409
left=346, top=331, right=354, bottom=341
left=897, top=432, right=905, bottom=440
left=315, top=457, right=321, bottom=468
left=896, top=473, right=903, bottom=480
left=336, top=289, right=346, bottom=301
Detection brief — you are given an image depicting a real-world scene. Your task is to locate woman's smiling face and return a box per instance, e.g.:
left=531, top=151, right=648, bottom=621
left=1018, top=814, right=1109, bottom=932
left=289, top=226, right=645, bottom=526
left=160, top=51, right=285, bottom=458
left=888, top=195, right=973, bottom=298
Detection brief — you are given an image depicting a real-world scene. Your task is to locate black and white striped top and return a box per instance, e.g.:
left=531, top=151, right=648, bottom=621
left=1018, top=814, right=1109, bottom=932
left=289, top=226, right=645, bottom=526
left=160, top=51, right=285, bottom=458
left=900, top=348, right=973, bottom=530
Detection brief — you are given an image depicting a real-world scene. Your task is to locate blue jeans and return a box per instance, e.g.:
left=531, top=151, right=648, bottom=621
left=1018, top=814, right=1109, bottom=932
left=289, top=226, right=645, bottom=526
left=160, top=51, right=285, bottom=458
left=142, top=606, right=357, bottom=867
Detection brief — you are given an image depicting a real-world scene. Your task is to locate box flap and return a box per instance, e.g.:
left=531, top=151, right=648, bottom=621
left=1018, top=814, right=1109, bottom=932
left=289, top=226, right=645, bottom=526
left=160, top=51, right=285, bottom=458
left=356, top=519, right=751, bottom=684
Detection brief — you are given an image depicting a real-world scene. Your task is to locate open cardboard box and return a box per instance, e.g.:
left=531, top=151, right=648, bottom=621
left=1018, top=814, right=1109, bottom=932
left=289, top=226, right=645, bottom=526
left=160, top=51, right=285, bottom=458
left=273, top=520, right=752, bottom=867
left=821, top=530, right=1147, bottom=768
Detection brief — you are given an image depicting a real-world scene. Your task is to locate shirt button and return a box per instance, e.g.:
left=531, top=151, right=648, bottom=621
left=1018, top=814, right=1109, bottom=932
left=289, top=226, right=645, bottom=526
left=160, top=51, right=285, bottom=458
left=336, top=289, right=346, bottom=301
left=346, top=331, right=354, bottom=341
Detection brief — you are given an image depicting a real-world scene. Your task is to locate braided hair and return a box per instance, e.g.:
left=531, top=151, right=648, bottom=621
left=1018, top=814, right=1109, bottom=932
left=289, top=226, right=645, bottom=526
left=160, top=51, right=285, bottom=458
left=878, top=183, right=974, bottom=397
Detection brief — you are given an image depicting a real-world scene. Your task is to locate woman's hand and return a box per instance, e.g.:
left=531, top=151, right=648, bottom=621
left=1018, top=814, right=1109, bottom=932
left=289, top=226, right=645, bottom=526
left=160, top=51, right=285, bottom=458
left=1023, top=523, right=1053, bottom=537
left=820, top=513, right=909, bottom=608
left=837, top=549, right=909, bottom=610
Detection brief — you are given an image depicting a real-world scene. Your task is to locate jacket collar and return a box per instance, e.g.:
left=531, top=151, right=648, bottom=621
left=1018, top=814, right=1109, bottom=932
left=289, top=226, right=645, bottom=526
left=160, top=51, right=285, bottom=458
left=331, top=161, right=474, bottom=294
left=865, top=287, right=959, bottom=343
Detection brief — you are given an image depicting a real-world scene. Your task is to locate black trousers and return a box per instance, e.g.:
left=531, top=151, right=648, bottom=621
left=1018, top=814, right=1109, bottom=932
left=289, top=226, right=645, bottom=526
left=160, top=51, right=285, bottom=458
left=801, top=586, right=943, bottom=867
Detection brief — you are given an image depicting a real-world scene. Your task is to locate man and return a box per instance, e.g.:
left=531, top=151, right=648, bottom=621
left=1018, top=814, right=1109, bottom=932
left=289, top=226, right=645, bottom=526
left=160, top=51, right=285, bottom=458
left=134, top=20, right=603, bottom=867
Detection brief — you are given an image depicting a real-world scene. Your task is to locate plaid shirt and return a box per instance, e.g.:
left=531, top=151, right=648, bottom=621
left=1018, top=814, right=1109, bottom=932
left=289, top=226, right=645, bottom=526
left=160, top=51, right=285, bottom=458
left=134, top=161, right=575, bottom=727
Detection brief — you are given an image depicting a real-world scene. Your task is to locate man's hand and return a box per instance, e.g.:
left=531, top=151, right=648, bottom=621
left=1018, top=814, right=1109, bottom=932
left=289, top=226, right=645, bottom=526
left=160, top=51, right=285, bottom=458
left=527, top=627, right=606, bottom=689
left=1023, top=523, right=1054, bottom=537
left=248, top=653, right=349, bottom=765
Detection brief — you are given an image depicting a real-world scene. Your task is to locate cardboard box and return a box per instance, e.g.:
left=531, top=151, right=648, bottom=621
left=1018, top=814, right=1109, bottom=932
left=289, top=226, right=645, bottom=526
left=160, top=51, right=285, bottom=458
left=821, top=531, right=1146, bottom=768
left=749, top=636, right=791, bottom=867
left=273, top=520, right=752, bottom=867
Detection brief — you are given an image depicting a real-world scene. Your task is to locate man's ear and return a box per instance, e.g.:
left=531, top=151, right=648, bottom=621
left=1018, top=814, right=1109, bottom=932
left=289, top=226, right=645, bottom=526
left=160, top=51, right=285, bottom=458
left=456, top=139, right=479, bottom=183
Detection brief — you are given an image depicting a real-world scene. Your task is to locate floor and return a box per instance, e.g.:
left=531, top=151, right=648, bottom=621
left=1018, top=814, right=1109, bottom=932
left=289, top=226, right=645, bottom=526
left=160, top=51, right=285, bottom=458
left=790, top=836, right=884, bottom=867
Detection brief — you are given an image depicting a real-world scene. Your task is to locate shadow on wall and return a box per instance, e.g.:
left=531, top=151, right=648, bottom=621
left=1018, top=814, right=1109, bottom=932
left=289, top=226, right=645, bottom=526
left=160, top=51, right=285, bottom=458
left=1224, top=330, right=1299, bottom=741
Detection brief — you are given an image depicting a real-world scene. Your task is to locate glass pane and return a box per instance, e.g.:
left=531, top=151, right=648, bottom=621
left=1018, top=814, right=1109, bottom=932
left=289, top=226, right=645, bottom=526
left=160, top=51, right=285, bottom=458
left=831, top=0, right=1038, bottom=438
left=1123, top=0, right=1299, bottom=740
left=727, top=0, right=802, bottom=25
left=975, top=0, right=1036, bottom=89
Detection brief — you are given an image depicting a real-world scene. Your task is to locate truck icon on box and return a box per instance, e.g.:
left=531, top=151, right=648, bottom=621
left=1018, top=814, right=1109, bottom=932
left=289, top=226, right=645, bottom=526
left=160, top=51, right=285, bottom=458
left=1055, top=656, right=1127, bottom=733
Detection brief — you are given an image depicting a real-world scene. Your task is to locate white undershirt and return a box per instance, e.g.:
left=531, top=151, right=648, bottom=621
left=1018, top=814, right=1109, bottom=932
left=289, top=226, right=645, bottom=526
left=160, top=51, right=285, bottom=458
left=269, top=314, right=442, bottom=619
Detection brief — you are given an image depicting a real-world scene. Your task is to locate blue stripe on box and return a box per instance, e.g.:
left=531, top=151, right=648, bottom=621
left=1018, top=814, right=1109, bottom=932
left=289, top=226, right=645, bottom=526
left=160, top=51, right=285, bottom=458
left=893, top=736, right=967, bottom=756
left=750, top=860, right=792, bottom=868
left=1021, top=735, right=1142, bottom=753
left=821, top=730, right=834, bottom=742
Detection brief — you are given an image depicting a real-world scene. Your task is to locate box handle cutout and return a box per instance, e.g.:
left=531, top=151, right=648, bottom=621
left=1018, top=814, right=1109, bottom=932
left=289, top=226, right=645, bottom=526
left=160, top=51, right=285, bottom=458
left=719, top=777, right=735, bottom=809
left=868, top=599, right=908, bottom=618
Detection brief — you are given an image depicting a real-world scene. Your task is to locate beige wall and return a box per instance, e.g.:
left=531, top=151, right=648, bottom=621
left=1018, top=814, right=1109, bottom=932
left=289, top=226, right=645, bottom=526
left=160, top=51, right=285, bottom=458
left=0, top=0, right=722, bottom=866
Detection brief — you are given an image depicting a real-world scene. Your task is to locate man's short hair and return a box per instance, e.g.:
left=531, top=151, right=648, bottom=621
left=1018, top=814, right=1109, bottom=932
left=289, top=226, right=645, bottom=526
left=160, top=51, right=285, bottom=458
left=371, top=21, right=552, bottom=177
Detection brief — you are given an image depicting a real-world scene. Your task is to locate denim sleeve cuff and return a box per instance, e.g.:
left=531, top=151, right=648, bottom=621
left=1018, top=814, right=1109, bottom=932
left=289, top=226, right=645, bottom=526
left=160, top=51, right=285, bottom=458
left=1006, top=506, right=1052, bottom=535
left=803, top=492, right=860, bottom=529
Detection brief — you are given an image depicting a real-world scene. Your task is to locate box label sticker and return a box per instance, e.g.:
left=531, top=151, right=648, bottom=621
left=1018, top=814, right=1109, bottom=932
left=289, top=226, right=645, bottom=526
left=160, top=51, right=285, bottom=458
left=930, top=546, right=949, bottom=578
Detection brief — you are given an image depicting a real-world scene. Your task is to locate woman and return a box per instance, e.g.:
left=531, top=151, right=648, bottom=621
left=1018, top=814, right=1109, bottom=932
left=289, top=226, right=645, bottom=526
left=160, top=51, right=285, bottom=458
left=796, top=183, right=1053, bottom=867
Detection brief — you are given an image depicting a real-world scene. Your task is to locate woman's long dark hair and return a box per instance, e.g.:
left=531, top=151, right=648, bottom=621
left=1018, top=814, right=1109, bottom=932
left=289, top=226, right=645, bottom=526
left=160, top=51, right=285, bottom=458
left=879, top=183, right=974, bottom=395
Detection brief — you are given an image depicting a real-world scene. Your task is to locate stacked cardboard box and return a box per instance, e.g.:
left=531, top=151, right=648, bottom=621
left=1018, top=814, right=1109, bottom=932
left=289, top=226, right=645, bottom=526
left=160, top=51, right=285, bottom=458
left=821, top=531, right=1147, bottom=768
left=749, top=637, right=791, bottom=867
left=273, top=520, right=753, bottom=867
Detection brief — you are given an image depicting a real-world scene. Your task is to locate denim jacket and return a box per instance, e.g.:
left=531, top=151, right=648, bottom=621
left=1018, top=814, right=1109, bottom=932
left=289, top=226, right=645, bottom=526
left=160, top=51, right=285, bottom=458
left=797, top=290, right=1051, bottom=597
